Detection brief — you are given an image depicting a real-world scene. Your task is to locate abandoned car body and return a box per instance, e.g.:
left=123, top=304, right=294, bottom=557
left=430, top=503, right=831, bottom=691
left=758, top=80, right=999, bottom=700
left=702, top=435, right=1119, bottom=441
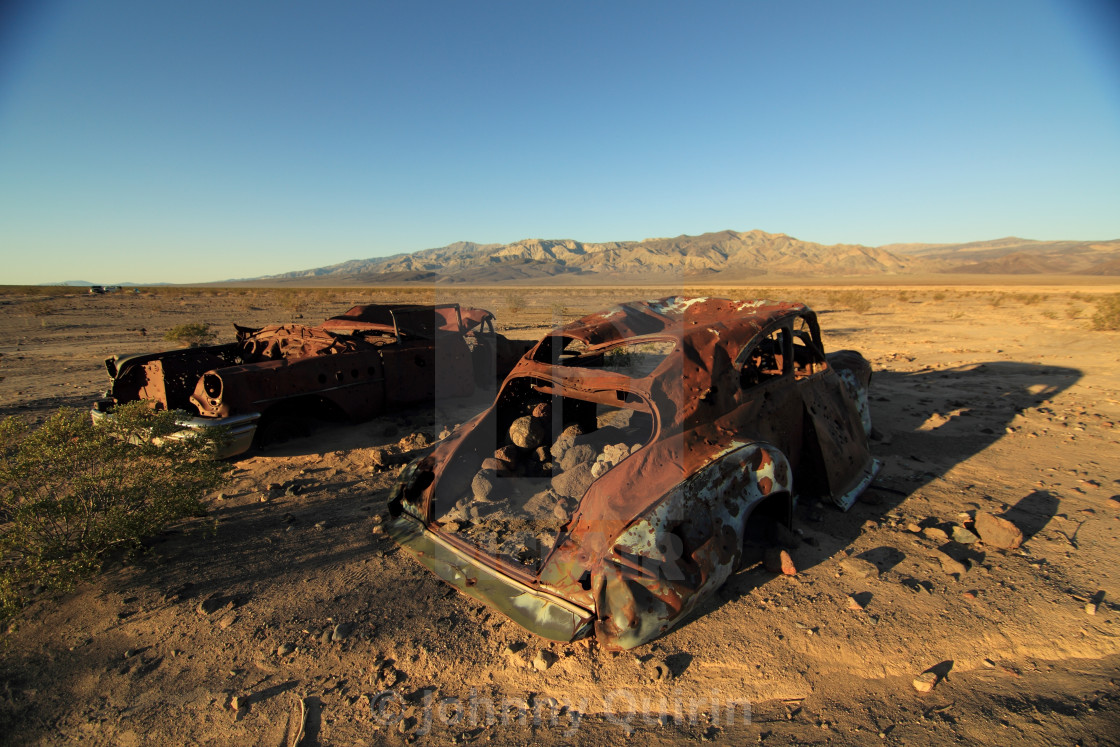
left=91, top=304, right=521, bottom=457
left=387, top=297, right=880, bottom=650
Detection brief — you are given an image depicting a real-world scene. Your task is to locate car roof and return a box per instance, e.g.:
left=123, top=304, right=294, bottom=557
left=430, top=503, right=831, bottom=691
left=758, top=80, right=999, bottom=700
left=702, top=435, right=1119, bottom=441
left=543, top=295, right=809, bottom=353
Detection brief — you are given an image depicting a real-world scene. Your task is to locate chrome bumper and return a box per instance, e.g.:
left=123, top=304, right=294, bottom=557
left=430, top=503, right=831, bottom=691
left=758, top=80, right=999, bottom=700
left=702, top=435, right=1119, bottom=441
left=89, top=408, right=259, bottom=459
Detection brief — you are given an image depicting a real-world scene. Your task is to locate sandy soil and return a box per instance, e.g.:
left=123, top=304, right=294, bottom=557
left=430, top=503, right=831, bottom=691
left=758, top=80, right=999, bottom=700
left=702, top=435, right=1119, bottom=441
left=1, top=283, right=1119, bottom=746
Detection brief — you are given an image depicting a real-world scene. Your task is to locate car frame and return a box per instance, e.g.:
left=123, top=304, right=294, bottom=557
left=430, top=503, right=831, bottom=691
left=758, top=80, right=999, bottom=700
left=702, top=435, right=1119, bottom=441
left=92, top=303, right=522, bottom=457
left=387, top=296, right=880, bottom=650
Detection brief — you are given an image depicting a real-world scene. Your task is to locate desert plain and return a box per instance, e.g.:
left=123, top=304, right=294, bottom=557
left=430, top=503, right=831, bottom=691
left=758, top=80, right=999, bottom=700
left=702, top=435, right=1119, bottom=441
left=1, top=280, right=1119, bottom=746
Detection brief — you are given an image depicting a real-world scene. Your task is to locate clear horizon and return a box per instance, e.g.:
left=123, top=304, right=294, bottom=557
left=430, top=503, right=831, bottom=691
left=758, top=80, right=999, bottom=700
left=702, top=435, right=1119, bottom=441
left=2, top=0, right=1119, bottom=285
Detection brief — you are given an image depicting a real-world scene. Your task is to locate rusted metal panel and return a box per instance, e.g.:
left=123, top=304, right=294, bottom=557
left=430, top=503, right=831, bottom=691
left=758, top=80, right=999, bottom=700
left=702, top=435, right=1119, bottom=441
left=390, top=296, right=880, bottom=650
left=95, top=303, right=516, bottom=457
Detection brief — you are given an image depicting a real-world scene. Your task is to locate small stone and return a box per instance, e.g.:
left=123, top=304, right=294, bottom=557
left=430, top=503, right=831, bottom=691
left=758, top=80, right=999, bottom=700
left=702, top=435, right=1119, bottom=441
left=764, top=548, right=797, bottom=576
left=847, top=595, right=865, bottom=611
left=501, top=644, right=528, bottom=668
left=276, top=643, right=294, bottom=656
left=442, top=520, right=461, bottom=533
left=196, top=594, right=225, bottom=615
left=509, top=416, right=545, bottom=449
left=531, top=650, right=557, bottom=672
left=530, top=402, right=552, bottom=420
left=438, top=428, right=452, bottom=440
left=912, top=671, right=938, bottom=693
left=331, top=623, right=353, bottom=641
left=921, top=526, right=949, bottom=542
left=549, top=424, right=586, bottom=459
left=974, top=511, right=1024, bottom=549
left=314, top=521, right=327, bottom=531
left=493, top=444, right=520, bottom=465
left=647, top=659, right=673, bottom=681
left=905, top=523, right=923, bottom=534
left=230, top=695, right=244, bottom=710
left=471, top=471, right=497, bottom=502
left=839, top=557, right=879, bottom=579
left=935, top=551, right=968, bottom=576
left=480, top=457, right=507, bottom=472
left=1085, top=601, right=1098, bottom=616
left=399, top=431, right=432, bottom=450
left=552, top=462, right=595, bottom=499
left=951, top=526, right=980, bottom=544
left=559, top=444, right=596, bottom=472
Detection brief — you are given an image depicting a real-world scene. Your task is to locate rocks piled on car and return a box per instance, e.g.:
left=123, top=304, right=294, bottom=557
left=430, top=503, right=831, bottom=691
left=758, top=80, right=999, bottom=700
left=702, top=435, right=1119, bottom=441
left=441, top=401, right=652, bottom=569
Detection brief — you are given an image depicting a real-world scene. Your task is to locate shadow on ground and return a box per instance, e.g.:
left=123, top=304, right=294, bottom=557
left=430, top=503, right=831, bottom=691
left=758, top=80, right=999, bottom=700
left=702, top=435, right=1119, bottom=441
left=712, top=361, right=1080, bottom=618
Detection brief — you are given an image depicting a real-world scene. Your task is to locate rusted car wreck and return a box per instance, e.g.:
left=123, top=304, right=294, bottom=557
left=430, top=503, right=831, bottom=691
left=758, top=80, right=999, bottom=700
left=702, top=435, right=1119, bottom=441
left=92, top=304, right=523, bottom=457
left=388, top=296, right=880, bottom=649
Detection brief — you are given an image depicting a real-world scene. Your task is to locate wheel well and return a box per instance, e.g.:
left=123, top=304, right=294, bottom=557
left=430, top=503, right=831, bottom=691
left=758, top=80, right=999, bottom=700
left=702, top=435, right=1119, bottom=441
left=254, top=395, right=349, bottom=448
left=262, top=395, right=348, bottom=423
left=741, top=490, right=794, bottom=545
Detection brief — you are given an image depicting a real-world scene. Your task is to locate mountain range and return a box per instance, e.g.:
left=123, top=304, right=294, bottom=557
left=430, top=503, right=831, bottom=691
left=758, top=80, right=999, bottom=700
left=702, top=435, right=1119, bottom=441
left=255, top=230, right=1120, bottom=285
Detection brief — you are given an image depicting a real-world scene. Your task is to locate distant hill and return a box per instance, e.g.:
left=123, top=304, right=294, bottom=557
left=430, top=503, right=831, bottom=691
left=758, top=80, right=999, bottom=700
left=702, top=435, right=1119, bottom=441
left=893, top=237, right=1120, bottom=275
left=247, top=230, right=1120, bottom=285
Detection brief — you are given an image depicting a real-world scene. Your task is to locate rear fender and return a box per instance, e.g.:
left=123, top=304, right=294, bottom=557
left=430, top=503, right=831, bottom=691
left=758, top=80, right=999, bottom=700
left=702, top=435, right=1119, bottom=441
left=592, top=441, right=793, bottom=649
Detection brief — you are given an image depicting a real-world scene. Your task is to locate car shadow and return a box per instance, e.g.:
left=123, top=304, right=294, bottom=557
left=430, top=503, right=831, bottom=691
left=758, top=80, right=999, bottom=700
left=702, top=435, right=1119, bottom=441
left=244, top=389, right=498, bottom=459
left=717, top=360, right=1080, bottom=603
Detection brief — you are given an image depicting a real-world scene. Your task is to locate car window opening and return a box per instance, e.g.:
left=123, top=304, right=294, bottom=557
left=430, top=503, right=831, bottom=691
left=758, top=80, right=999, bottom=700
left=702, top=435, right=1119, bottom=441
left=740, top=329, right=788, bottom=387
left=432, top=376, right=655, bottom=572
left=533, top=336, right=675, bottom=378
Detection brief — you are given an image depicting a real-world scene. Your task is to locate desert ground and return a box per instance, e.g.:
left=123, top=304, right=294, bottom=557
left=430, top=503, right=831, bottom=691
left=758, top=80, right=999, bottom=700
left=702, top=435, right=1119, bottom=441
left=1, top=282, right=1119, bottom=746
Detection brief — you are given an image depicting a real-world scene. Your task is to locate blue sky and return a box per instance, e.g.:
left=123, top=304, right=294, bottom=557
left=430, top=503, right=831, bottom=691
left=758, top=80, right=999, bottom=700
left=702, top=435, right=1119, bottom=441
left=1, top=0, right=1118, bottom=284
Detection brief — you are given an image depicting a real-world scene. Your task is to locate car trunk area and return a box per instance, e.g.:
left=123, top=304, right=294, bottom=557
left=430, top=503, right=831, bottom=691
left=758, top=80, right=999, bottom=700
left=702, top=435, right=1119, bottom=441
left=431, top=376, right=654, bottom=572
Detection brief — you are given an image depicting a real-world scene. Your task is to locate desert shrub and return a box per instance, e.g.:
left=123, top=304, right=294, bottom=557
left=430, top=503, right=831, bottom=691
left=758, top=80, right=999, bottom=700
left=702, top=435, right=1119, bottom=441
left=0, top=403, right=231, bottom=623
left=827, top=291, right=872, bottom=313
left=1090, top=294, right=1120, bottom=331
left=280, top=290, right=310, bottom=316
left=164, top=322, right=216, bottom=347
left=505, top=292, right=526, bottom=316
left=24, top=301, right=56, bottom=317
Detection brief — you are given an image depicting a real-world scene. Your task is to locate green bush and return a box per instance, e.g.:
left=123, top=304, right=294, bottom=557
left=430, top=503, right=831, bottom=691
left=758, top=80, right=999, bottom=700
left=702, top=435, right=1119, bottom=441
left=1091, top=294, right=1120, bottom=331
left=0, top=402, right=231, bottom=623
left=164, top=322, right=217, bottom=347
left=826, top=290, right=872, bottom=314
